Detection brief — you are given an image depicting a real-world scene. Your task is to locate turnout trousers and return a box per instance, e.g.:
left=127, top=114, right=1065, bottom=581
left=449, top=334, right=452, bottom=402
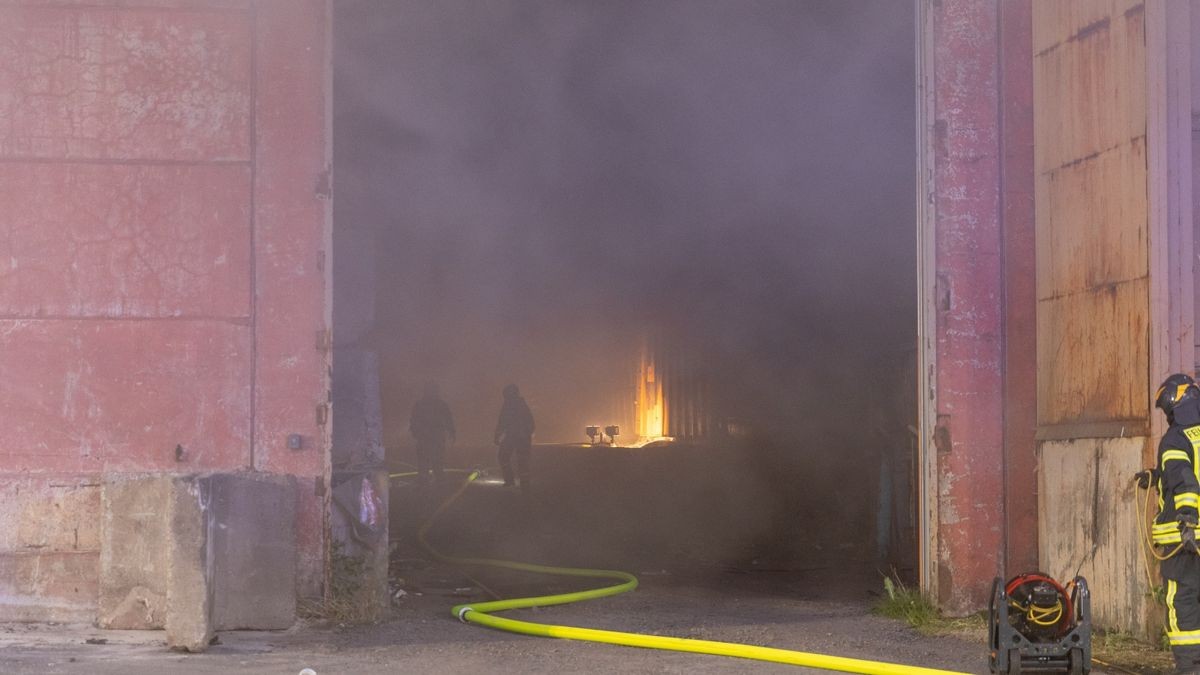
left=498, top=442, right=530, bottom=489
left=1164, top=551, right=1200, bottom=672
left=415, top=440, right=445, bottom=485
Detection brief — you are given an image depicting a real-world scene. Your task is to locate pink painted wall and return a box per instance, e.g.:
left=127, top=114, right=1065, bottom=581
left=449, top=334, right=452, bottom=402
left=0, top=0, right=330, bottom=621
left=926, top=0, right=1037, bottom=613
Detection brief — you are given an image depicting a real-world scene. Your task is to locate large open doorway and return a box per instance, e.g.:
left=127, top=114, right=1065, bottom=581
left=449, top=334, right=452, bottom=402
left=331, top=0, right=917, bottom=611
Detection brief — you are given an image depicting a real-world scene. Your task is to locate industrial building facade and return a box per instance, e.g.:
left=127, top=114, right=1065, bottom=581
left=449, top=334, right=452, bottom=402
left=0, top=0, right=332, bottom=627
left=920, top=0, right=1200, bottom=634
left=0, top=0, right=1193, bottom=641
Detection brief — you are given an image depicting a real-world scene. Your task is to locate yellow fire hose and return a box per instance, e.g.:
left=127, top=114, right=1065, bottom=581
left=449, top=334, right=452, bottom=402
left=411, top=470, right=971, bottom=675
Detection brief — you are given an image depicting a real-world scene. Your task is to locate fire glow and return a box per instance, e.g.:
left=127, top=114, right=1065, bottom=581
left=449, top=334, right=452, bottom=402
left=636, top=339, right=667, bottom=443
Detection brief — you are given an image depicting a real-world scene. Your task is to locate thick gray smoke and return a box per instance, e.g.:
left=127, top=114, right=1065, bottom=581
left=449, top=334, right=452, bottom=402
left=334, top=0, right=914, bottom=451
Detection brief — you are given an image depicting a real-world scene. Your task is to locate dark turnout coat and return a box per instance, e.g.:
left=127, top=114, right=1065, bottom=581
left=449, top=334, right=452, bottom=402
left=495, top=396, right=534, bottom=448
left=1154, top=399, right=1200, bottom=546
left=409, top=395, right=455, bottom=448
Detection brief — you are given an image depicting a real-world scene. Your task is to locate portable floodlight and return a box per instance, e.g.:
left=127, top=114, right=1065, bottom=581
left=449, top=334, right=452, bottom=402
left=604, top=425, right=619, bottom=443
left=585, top=426, right=600, bottom=443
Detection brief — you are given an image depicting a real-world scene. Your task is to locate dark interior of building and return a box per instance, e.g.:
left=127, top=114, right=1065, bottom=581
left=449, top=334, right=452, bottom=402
left=333, top=0, right=917, bottom=600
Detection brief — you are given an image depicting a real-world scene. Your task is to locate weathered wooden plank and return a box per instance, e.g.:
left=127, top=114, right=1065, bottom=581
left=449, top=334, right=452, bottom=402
left=1146, top=0, right=1196, bottom=447
left=1039, top=438, right=1151, bottom=636
left=1035, top=0, right=1150, bottom=432
left=1034, top=2, right=1146, bottom=175
left=1164, top=1, right=1195, bottom=377
left=1038, top=279, right=1149, bottom=428
left=1033, top=0, right=1143, bottom=56
left=1034, top=138, right=1148, bottom=301
left=916, top=0, right=939, bottom=598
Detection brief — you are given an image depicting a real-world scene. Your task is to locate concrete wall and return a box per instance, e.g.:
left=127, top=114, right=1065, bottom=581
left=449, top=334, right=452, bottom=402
left=0, top=0, right=331, bottom=621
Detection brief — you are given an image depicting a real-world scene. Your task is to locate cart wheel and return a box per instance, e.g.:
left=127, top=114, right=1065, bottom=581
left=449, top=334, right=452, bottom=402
left=1068, top=647, right=1088, bottom=675
left=1006, top=649, right=1022, bottom=675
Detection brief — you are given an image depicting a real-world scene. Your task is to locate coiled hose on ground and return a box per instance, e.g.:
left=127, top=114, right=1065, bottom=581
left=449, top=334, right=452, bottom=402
left=409, top=470, right=972, bottom=674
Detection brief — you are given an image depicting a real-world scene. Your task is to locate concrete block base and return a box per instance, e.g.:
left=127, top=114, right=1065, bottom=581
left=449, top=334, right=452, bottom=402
left=98, top=475, right=172, bottom=630
left=165, top=476, right=214, bottom=653
left=211, top=473, right=296, bottom=630
left=99, top=473, right=297, bottom=652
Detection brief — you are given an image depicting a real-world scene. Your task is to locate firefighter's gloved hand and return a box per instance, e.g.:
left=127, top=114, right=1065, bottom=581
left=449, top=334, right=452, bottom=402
left=1135, top=468, right=1159, bottom=490
left=1180, top=515, right=1200, bottom=554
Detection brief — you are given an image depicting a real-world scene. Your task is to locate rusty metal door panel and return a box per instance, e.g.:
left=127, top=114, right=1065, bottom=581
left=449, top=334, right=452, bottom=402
left=1034, top=0, right=1150, bottom=435
left=1033, top=1, right=1146, bottom=176
left=1036, top=280, right=1150, bottom=434
left=1034, top=140, right=1148, bottom=302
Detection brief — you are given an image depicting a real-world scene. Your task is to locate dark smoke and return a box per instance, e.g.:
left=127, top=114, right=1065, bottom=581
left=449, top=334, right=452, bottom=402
left=334, top=0, right=914, bottom=465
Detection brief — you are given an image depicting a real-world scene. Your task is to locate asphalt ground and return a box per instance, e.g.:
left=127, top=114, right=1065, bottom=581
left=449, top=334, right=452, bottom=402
left=0, top=443, right=1065, bottom=674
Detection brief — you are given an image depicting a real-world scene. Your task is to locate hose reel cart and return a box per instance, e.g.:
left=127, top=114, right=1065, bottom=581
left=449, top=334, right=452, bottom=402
left=989, top=573, right=1091, bottom=674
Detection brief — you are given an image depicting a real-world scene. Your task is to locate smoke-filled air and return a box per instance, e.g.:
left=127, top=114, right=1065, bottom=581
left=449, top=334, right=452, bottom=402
left=334, top=0, right=915, bottom=575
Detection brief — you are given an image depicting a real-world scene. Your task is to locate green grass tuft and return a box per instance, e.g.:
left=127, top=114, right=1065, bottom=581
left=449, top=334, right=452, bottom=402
left=873, top=574, right=986, bottom=639
left=873, top=575, right=939, bottom=629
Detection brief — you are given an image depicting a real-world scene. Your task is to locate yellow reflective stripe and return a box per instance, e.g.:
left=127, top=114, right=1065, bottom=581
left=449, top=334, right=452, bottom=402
left=1155, top=534, right=1184, bottom=544
left=1190, top=429, right=1200, bottom=484
left=1169, top=580, right=1181, bottom=633
left=1155, top=522, right=1182, bottom=533
left=1164, top=450, right=1192, bottom=465
left=1169, top=629, right=1200, bottom=645
left=1177, top=493, right=1200, bottom=509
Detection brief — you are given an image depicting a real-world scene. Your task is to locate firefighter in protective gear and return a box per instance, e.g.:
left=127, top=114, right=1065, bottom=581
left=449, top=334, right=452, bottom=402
left=1154, top=373, right=1200, bottom=673
left=493, top=384, right=534, bottom=491
left=409, top=382, right=455, bottom=486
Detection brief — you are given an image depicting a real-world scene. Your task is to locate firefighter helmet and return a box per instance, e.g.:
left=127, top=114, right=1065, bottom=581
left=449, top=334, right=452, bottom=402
left=1156, top=373, right=1199, bottom=414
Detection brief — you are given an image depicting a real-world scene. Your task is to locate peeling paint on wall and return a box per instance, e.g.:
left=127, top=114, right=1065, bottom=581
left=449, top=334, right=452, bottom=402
left=0, top=0, right=330, bottom=620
